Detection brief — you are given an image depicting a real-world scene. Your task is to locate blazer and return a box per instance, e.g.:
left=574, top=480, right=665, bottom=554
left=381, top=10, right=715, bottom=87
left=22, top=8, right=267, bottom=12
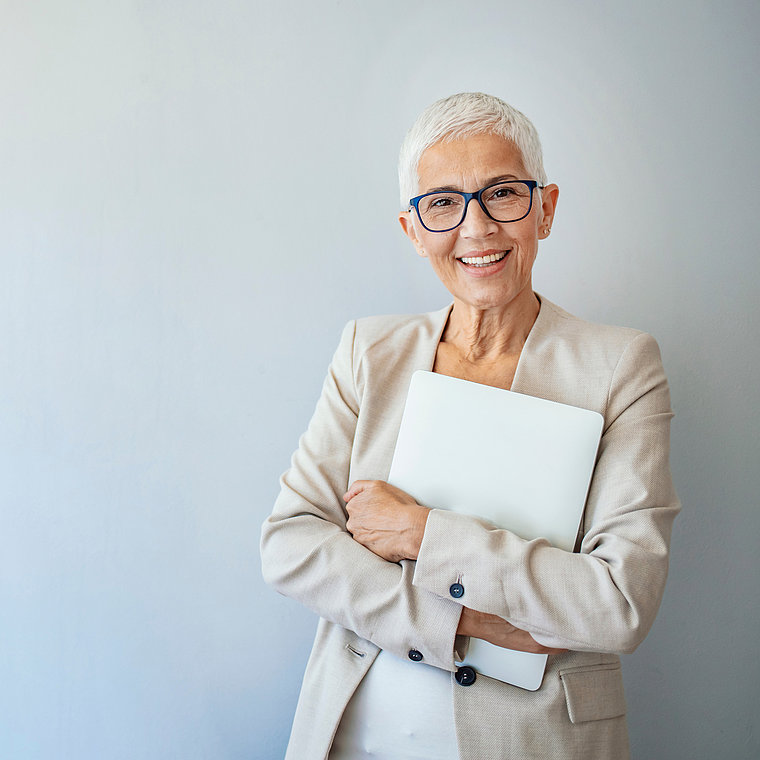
left=260, top=296, right=680, bottom=760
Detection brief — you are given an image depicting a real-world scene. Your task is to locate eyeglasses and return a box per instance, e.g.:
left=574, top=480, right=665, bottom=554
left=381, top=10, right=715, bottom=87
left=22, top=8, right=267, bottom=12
left=408, top=180, right=543, bottom=233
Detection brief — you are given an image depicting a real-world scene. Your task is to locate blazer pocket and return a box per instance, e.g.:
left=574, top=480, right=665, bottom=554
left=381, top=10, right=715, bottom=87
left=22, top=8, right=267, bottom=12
left=559, top=663, right=627, bottom=724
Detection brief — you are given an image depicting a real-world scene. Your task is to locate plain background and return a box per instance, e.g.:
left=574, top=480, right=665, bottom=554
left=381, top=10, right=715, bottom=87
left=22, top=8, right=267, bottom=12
left=2, top=1, right=758, bottom=758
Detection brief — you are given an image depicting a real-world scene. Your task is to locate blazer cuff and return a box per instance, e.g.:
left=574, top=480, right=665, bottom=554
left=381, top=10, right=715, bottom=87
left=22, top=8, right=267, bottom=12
left=375, top=561, right=464, bottom=671
left=413, top=508, right=500, bottom=606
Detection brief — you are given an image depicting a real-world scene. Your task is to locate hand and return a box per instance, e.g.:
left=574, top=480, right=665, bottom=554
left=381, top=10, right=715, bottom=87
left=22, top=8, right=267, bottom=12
left=344, top=480, right=430, bottom=563
left=457, top=607, right=567, bottom=655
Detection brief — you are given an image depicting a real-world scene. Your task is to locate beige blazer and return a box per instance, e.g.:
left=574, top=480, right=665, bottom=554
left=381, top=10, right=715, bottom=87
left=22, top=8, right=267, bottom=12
left=261, top=296, right=680, bottom=760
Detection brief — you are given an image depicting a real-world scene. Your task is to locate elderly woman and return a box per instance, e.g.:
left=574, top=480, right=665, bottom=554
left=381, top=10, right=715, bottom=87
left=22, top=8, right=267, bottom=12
left=261, top=92, right=679, bottom=760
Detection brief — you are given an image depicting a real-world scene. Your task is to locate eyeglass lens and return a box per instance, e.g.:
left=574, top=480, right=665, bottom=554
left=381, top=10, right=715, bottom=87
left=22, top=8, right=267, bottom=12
left=417, top=181, right=533, bottom=231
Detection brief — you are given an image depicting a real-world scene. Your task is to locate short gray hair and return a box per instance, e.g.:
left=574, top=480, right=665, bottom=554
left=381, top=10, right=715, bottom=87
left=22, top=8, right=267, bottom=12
left=398, top=92, right=547, bottom=209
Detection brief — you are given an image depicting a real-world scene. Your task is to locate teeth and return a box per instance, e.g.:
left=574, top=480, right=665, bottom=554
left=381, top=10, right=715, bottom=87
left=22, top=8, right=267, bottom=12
left=460, top=251, right=508, bottom=266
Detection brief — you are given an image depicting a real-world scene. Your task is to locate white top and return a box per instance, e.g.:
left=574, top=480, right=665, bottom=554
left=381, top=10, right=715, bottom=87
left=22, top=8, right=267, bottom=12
left=329, top=649, right=460, bottom=760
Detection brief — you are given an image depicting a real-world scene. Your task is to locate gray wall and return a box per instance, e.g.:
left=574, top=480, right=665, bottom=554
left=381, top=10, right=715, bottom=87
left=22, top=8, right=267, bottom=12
left=2, top=1, right=758, bottom=758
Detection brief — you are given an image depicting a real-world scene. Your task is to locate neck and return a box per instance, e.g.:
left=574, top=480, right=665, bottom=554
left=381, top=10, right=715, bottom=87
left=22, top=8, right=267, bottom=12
left=443, top=288, right=540, bottom=363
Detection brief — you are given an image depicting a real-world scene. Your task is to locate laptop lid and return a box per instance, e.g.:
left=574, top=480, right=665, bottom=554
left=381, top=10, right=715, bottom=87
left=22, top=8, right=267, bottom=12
left=388, top=370, right=603, bottom=690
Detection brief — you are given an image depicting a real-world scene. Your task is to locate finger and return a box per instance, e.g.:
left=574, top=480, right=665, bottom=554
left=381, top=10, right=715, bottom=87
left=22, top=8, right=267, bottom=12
left=343, top=479, right=376, bottom=502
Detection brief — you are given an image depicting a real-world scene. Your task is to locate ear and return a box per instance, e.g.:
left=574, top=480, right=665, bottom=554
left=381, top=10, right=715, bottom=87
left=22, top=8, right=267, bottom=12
left=399, top=211, right=427, bottom=258
left=538, top=183, right=559, bottom=239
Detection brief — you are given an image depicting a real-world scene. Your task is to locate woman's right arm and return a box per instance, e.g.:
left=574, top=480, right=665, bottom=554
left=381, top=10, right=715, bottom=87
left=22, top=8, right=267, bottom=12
left=458, top=607, right=565, bottom=654
left=260, top=321, right=465, bottom=671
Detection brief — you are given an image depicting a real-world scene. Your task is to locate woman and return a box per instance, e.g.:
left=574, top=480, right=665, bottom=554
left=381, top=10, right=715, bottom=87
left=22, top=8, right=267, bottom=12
left=261, top=92, right=679, bottom=760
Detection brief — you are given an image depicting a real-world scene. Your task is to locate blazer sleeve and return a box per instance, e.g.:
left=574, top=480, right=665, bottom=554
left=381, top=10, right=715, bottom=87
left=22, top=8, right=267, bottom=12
left=260, top=321, right=463, bottom=670
left=412, top=331, right=680, bottom=654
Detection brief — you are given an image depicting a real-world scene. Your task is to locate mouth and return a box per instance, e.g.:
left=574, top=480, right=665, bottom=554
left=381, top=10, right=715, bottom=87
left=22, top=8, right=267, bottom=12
left=457, top=250, right=509, bottom=268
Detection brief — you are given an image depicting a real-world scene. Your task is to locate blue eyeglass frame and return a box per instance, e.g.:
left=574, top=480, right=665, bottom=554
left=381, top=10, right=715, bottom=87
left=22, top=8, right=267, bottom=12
left=408, top=180, right=544, bottom=233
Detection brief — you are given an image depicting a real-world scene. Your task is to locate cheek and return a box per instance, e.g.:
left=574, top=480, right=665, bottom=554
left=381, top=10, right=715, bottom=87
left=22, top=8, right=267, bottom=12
left=517, top=244, right=538, bottom=269
left=515, top=224, right=541, bottom=256
left=421, top=236, right=457, bottom=263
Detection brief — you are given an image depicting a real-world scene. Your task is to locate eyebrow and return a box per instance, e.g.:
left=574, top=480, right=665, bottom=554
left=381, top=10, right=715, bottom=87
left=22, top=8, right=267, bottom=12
left=422, top=174, right=523, bottom=194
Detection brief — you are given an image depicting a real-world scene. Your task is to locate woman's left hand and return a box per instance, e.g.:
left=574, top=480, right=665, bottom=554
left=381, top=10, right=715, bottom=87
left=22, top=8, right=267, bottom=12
left=344, top=480, right=430, bottom=563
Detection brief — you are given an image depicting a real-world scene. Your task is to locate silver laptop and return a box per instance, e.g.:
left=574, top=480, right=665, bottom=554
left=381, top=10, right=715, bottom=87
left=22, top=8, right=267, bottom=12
left=388, top=370, right=603, bottom=690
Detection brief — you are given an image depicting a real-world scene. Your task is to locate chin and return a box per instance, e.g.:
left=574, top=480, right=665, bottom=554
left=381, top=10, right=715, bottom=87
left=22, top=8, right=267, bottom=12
left=455, top=283, right=533, bottom=313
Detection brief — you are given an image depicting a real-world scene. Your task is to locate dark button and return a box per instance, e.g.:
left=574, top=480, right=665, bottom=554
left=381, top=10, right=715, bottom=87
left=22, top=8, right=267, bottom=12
left=449, top=583, right=465, bottom=598
left=455, top=666, right=477, bottom=686
left=408, top=649, right=423, bottom=662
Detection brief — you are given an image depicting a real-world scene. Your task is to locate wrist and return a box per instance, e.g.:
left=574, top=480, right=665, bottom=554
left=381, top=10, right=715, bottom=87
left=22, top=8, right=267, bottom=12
left=407, top=505, right=431, bottom=560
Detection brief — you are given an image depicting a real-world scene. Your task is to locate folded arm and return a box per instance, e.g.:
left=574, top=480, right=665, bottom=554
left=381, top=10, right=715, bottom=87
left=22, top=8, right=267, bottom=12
left=260, top=322, right=464, bottom=670
left=412, top=332, right=680, bottom=654
left=343, top=478, right=564, bottom=654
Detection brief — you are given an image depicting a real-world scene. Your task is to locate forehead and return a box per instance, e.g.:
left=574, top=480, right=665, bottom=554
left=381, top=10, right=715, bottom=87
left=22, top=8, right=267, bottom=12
left=417, top=133, right=528, bottom=192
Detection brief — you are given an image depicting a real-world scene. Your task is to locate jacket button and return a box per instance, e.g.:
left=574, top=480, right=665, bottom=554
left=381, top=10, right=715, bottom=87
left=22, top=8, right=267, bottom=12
left=449, top=583, right=464, bottom=598
left=408, top=649, right=423, bottom=662
left=455, top=666, right=477, bottom=686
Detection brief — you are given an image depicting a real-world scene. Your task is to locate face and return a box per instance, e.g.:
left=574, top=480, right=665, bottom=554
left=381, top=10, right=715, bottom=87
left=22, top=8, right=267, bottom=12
left=399, top=133, right=559, bottom=314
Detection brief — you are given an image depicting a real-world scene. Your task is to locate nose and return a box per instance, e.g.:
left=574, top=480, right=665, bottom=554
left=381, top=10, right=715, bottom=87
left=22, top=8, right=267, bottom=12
left=459, top=197, right=499, bottom=237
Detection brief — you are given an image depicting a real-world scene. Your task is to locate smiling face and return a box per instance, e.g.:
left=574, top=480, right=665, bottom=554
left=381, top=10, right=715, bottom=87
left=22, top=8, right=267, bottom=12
left=400, top=132, right=559, bottom=316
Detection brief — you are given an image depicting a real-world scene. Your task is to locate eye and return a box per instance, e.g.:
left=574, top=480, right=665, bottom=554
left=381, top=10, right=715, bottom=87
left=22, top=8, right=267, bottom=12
left=422, top=193, right=462, bottom=213
left=488, top=185, right=517, bottom=200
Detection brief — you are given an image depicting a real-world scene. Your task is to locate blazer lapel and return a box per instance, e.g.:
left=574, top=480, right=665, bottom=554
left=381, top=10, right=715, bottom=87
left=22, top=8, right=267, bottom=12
left=511, top=295, right=563, bottom=399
